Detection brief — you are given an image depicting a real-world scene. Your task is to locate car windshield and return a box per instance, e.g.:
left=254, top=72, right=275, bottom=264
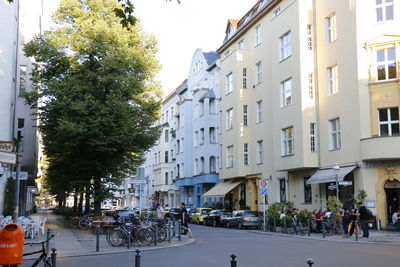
left=244, top=211, right=259, bottom=217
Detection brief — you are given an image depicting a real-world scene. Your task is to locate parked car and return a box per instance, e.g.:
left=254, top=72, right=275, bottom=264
left=226, top=210, right=260, bottom=229
left=111, top=209, right=138, bottom=222
left=165, top=207, right=181, bottom=219
left=191, top=208, right=212, bottom=224
left=203, top=210, right=232, bottom=227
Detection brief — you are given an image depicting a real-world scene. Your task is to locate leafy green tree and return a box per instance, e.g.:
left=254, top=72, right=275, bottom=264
left=24, top=0, right=162, bottom=215
left=3, top=177, right=16, bottom=216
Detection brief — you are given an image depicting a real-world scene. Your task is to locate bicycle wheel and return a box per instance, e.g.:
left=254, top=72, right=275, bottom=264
left=136, top=228, right=154, bottom=246
left=107, top=229, right=126, bottom=247
left=70, top=217, right=79, bottom=228
left=43, top=256, right=53, bottom=267
left=158, top=226, right=167, bottom=242
left=79, top=219, right=89, bottom=230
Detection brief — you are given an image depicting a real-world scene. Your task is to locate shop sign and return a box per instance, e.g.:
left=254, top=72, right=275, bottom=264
left=0, top=141, right=13, bottom=152
left=0, top=151, right=17, bottom=164
left=363, top=161, right=400, bottom=168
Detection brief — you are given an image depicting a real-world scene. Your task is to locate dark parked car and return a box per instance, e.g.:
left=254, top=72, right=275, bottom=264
left=111, top=209, right=138, bottom=222
left=188, top=208, right=196, bottom=223
left=165, top=208, right=181, bottom=219
left=226, top=210, right=260, bottom=229
left=203, top=210, right=232, bottom=227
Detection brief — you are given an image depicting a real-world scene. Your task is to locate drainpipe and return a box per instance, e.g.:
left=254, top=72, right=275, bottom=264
left=312, top=0, right=323, bottom=210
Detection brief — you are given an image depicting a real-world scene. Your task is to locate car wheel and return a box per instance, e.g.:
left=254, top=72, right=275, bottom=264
left=213, top=220, right=217, bottom=227
left=239, top=222, right=243, bottom=230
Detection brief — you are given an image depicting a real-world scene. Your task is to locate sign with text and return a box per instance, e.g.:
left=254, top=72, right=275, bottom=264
left=0, top=141, right=13, bottom=152
left=0, top=151, right=17, bottom=164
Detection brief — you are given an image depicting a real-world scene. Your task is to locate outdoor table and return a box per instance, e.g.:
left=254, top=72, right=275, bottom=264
left=92, top=219, right=116, bottom=234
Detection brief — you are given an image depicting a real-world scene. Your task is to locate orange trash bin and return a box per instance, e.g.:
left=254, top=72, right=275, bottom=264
left=0, top=223, right=25, bottom=265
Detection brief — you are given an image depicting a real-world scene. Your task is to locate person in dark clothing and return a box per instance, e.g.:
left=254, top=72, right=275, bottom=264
left=341, top=209, right=351, bottom=238
left=358, top=202, right=369, bottom=238
left=180, top=202, right=193, bottom=238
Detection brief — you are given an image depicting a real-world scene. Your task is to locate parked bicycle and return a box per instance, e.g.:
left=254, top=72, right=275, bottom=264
left=23, top=233, right=56, bottom=267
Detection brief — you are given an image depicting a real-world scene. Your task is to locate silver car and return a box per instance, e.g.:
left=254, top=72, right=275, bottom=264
left=226, top=210, right=260, bottom=229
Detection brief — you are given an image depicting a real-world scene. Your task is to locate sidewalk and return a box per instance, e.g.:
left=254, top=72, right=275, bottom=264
left=250, top=228, right=400, bottom=244
left=23, top=211, right=195, bottom=258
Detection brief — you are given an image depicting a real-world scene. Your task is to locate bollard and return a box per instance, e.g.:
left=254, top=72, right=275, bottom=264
left=46, top=229, right=51, bottom=253
left=283, top=218, right=287, bottom=233
left=306, top=258, right=314, bottom=267
left=168, top=223, right=171, bottom=243
left=127, top=223, right=131, bottom=249
left=135, top=249, right=141, bottom=267
left=230, top=254, right=237, bottom=267
left=153, top=225, right=158, bottom=246
left=51, top=248, right=57, bottom=267
left=355, top=220, right=359, bottom=241
left=273, top=218, right=276, bottom=232
left=322, top=222, right=326, bottom=238
left=178, top=219, right=181, bottom=241
left=96, top=225, right=100, bottom=252
left=308, top=219, right=311, bottom=237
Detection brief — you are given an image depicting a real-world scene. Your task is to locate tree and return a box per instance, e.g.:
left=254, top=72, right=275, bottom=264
left=3, top=177, right=16, bottom=216
left=24, top=0, right=162, bottom=215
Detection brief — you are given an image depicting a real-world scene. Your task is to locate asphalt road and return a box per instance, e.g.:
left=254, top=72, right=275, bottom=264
left=22, top=224, right=400, bottom=267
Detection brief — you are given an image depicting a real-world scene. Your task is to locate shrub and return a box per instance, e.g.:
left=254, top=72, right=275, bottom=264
left=325, top=196, right=343, bottom=211
left=298, top=209, right=313, bottom=224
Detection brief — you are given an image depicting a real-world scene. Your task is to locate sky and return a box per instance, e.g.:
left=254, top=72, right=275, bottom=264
left=133, top=0, right=256, bottom=95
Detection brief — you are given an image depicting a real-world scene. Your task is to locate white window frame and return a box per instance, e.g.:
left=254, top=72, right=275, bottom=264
left=226, top=108, right=233, bottom=130
left=310, top=123, right=317, bottom=152
left=376, top=48, right=397, bottom=81
left=326, top=14, right=337, bottom=43
left=329, top=118, right=341, bottom=150
left=226, top=145, right=234, bottom=168
left=243, top=143, right=249, bottom=166
left=209, top=127, right=216, bottom=144
left=379, top=107, right=400, bottom=136
left=243, top=68, right=247, bottom=89
left=308, top=73, right=314, bottom=99
left=226, top=72, right=233, bottom=94
left=255, top=61, right=262, bottom=85
left=256, top=140, right=264, bottom=164
left=282, top=127, right=294, bottom=156
left=256, top=100, right=263, bottom=123
left=307, top=24, right=312, bottom=50
left=238, top=39, right=245, bottom=49
left=376, top=0, right=394, bottom=22
left=243, top=105, right=248, bottom=126
left=255, top=25, right=262, bottom=46
left=280, top=31, right=292, bottom=60
left=327, top=65, right=338, bottom=95
left=281, top=78, right=292, bottom=107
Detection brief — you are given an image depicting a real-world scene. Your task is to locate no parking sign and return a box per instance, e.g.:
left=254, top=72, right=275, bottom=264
left=259, top=179, right=269, bottom=195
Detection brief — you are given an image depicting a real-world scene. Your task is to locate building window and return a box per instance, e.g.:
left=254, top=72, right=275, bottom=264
left=243, top=105, right=248, bottom=126
left=176, top=164, right=180, bottom=178
left=238, top=39, right=244, bottom=49
left=243, top=143, right=249, bottom=166
left=194, top=159, right=198, bottom=175
left=377, top=48, right=396, bottom=81
left=181, top=163, right=184, bottom=178
left=256, top=100, right=263, bottom=123
left=209, top=127, right=216, bottom=144
left=17, top=118, right=24, bottom=129
left=165, top=172, right=169, bottom=185
left=226, top=108, right=233, bottom=130
left=181, top=138, right=184, bottom=153
left=199, top=102, right=204, bottom=117
left=200, top=157, right=205, bottom=174
left=307, top=25, right=312, bottom=50
left=165, top=151, right=169, bottom=163
left=255, top=25, right=261, bottom=46
left=310, top=123, right=317, bottom=152
left=200, top=128, right=205, bottom=145
left=376, top=0, right=394, bottom=22
left=210, top=156, right=216, bottom=173
left=327, top=65, right=338, bottom=95
left=326, top=14, right=337, bottom=43
left=329, top=118, right=341, bottom=150
left=242, top=68, right=247, bottom=89
left=282, top=127, right=294, bottom=156
left=379, top=107, right=399, bottom=136
left=255, top=61, right=262, bottom=84
left=226, top=72, right=233, bottom=94
left=194, top=131, right=198, bottom=147
left=165, top=129, right=169, bottom=142
left=280, top=31, right=292, bottom=60
left=240, top=184, right=246, bottom=206
left=171, top=149, right=174, bottom=160
left=279, top=179, right=286, bottom=203
left=308, top=73, right=314, bottom=99
left=154, top=153, right=158, bottom=164
left=226, top=145, right=234, bottom=168
left=209, top=99, right=216, bottom=114
left=304, top=177, right=312, bottom=204
left=281, top=78, right=292, bottom=107
left=256, top=140, right=263, bottom=164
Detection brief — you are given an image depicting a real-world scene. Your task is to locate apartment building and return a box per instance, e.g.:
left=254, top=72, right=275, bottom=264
left=176, top=49, right=221, bottom=208
left=216, top=0, right=399, bottom=227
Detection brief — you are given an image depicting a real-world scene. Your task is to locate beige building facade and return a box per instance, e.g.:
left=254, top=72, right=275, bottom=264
left=216, top=0, right=399, bottom=227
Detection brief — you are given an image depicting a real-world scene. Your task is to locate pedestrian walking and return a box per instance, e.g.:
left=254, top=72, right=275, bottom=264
left=180, top=202, right=193, bottom=238
left=358, top=202, right=370, bottom=238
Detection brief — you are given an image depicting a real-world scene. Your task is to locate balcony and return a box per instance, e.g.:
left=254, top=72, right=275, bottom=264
left=361, top=136, right=400, bottom=161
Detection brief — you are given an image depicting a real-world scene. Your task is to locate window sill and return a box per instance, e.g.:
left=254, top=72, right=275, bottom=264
left=279, top=54, right=292, bottom=63
left=329, top=147, right=341, bottom=152
left=226, top=127, right=233, bottom=132
left=369, top=78, right=399, bottom=85
left=301, top=203, right=312, bottom=205
left=255, top=43, right=261, bottom=48
left=281, top=154, right=294, bottom=157
left=256, top=121, right=263, bottom=125
left=256, top=162, right=263, bottom=165
left=280, top=103, right=292, bottom=109
left=226, top=166, right=234, bottom=169
left=328, top=92, right=339, bottom=96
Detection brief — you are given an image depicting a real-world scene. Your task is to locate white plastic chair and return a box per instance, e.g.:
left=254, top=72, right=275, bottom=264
left=39, top=218, right=47, bottom=235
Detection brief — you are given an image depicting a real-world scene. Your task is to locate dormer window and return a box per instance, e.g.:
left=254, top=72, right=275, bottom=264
left=258, top=0, right=267, bottom=11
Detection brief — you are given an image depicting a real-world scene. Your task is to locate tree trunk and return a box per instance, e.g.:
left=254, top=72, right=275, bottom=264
left=73, top=188, right=78, bottom=213
left=93, top=177, right=102, bottom=216
left=84, top=185, right=91, bottom=214
left=78, top=188, right=84, bottom=215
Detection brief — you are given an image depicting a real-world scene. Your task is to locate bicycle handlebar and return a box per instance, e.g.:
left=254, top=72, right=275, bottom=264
left=24, top=233, right=56, bottom=246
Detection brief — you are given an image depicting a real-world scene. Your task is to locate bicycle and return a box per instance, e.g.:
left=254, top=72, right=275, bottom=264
left=23, top=234, right=56, bottom=267
left=289, top=216, right=308, bottom=236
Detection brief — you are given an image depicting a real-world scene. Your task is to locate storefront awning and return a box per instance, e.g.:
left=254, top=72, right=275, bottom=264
left=202, top=181, right=241, bottom=198
left=306, top=166, right=357, bottom=185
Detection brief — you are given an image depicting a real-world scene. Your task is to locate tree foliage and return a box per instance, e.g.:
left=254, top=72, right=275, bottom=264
left=23, top=0, right=162, bottom=214
left=4, top=177, right=16, bottom=216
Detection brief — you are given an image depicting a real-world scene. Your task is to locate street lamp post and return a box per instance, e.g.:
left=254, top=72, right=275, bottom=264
left=332, top=164, right=340, bottom=200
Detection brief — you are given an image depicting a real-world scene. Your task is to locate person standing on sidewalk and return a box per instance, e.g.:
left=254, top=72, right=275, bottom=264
left=156, top=203, right=165, bottom=220
left=180, top=203, right=193, bottom=238
left=358, top=202, right=369, bottom=238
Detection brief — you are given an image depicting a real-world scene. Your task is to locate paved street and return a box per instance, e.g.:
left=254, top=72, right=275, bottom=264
left=22, top=224, right=400, bottom=267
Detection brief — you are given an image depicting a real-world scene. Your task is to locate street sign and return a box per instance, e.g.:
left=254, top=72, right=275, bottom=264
left=339, top=181, right=352, bottom=186
left=0, top=151, right=17, bottom=164
left=0, top=141, right=13, bottom=152
left=328, top=185, right=336, bottom=190
left=259, top=179, right=269, bottom=195
left=10, top=172, right=28, bottom=180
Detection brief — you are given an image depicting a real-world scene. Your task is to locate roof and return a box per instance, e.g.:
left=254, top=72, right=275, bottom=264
left=203, top=51, right=219, bottom=66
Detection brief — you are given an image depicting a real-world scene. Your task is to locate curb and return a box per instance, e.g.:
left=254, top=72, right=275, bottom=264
left=248, top=230, right=400, bottom=245
left=24, top=238, right=196, bottom=260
